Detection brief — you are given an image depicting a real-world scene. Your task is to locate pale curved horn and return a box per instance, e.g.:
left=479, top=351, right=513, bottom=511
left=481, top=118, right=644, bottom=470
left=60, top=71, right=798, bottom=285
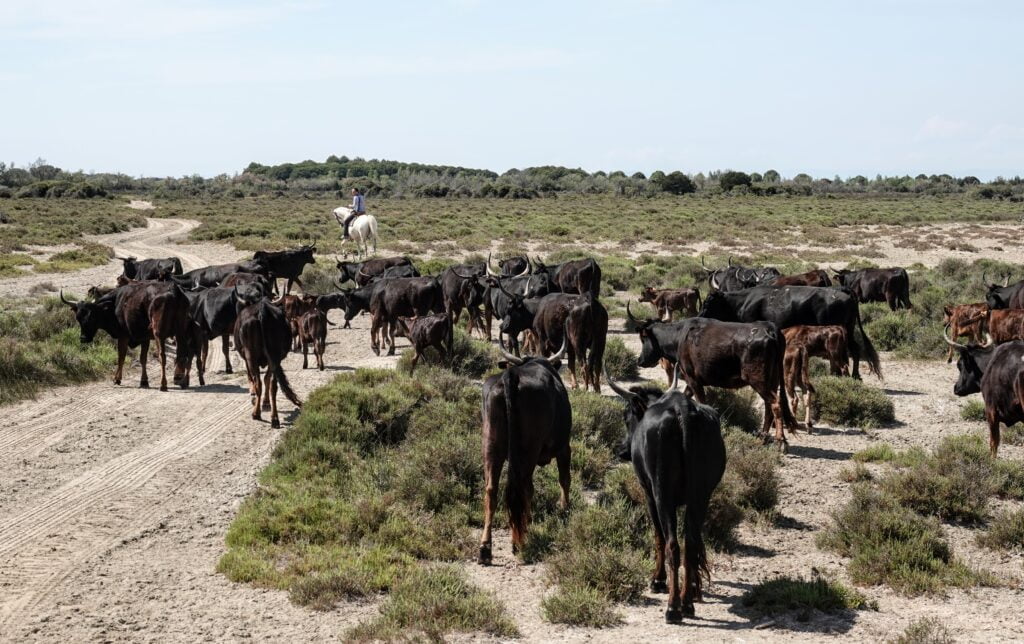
left=604, top=365, right=632, bottom=399
left=626, top=300, right=638, bottom=323
left=60, top=290, right=79, bottom=307
left=514, top=262, right=530, bottom=278
left=498, top=333, right=524, bottom=365
left=451, top=266, right=476, bottom=279
left=549, top=332, right=568, bottom=362
left=942, top=324, right=966, bottom=350
left=271, top=295, right=285, bottom=305
left=982, top=332, right=994, bottom=347
left=486, top=252, right=499, bottom=277
left=670, top=362, right=680, bottom=389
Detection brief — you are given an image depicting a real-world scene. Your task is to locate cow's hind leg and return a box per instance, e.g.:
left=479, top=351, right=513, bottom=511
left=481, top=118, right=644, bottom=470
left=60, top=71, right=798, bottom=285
left=556, top=450, right=571, bottom=512
left=156, top=338, right=170, bottom=391
left=222, top=334, right=232, bottom=373
left=249, top=364, right=262, bottom=421
left=268, top=365, right=280, bottom=429
left=114, top=337, right=129, bottom=386
left=479, top=455, right=503, bottom=565
left=644, top=490, right=668, bottom=593
left=139, top=338, right=151, bottom=389
left=661, top=511, right=683, bottom=623
left=262, top=369, right=273, bottom=412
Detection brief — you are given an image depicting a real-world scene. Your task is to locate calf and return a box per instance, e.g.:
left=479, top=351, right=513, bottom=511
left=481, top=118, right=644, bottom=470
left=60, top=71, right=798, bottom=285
left=639, top=286, right=702, bottom=321
left=298, top=309, right=328, bottom=371
left=337, top=256, right=415, bottom=286
left=832, top=267, right=912, bottom=311
left=769, top=269, right=832, bottom=288
left=943, top=303, right=988, bottom=362
left=781, top=325, right=850, bottom=427
left=395, top=313, right=453, bottom=373
left=605, top=370, right=725, bottom=622
left=252, top=245, right=315, bottom=295
left=275, top=294, right=319, bottom=351
left=369, top=277, right=444, bottom=356
left=945, top=328, right=1024, bottom=456
left=234, top=298, right=302, bottom=428
left=479, top=340, right=571, bottom=564
left=983, top=308, right=1024, bottom=345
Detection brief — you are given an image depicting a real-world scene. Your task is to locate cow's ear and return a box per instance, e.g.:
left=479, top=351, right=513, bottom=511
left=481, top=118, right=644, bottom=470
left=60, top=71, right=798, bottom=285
left=550, top=359, right=562, bottom=370
left=497, top=360, right=509, bottom=369
left=943, top=306, right=952, bottom=316
left=629, top=397, right=648, bottom=419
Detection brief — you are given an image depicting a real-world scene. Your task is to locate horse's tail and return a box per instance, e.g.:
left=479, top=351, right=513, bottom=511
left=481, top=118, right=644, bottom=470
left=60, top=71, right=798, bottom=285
left=367, top=215, right=379, bottom=243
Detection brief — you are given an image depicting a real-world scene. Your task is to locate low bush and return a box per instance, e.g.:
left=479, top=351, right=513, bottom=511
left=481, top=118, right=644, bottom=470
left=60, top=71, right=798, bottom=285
left=852, top=443, right=926, bottom=467
left=814, top=376, right=894, bottom=427
left=889, top=618, right=955, bottom=644
left=818, top=483, right=991, bottom=595
left=976, top=509, right=1024, bottom=551
left=346, top=565, right=518, bottom=642
left=541, top=584, right=622, bottom=627
left=866, top=311, right=920, bottom=351
left=740, top=572, right=876, bottom=618
left=602, top=336, right=639, bottom=380
left=705, top=388, right=762, bottom=434
left=960, top=399, right=986, bottom=422
left=0, top=252, right=36, bottom=277
left=33, top=242, right=112, bottom=273
left=839, top=463, right=873, bottom=482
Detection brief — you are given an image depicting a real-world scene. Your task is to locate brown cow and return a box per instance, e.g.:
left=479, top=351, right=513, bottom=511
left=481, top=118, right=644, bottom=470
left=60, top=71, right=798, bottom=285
left=275, top=294, right=318, bottom=351
left=769, top=269, right=832, bottom=288
left=395, top=313, right=453, bottom=374
left=781, top=325, right=851, bottom=427
left=639, top=286, right=702, bottom=321
left=298, top=309, right=328, bottom=371
left=234, top=298, right=302, bottom=427
left=942, top=303, right=988, bottom=362
left=983, top=308, right=1024, bottom=345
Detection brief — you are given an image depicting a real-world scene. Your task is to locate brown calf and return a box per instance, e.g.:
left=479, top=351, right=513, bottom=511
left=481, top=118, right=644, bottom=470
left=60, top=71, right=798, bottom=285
left=299, top=309, right=328, bottom=370
left=942, top=303, right=988, bottom=362
left=770, top=269, right=832, bottom=288
left=781, top=325, right=851, bottom=427
left=275, top=294, right=318, bottom=351
left=395, top=313, right=453, bottom=374
left=639, top=286, right=702, bottom=321
left=983, top=308, right=1024, bottom=344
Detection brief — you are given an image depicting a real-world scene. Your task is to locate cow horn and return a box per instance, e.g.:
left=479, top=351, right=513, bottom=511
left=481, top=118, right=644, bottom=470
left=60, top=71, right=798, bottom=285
left=514, top=263, right=530, bottom=278
left=451, top=266, right=476, bottom=279
left=549, top=333, right=568, bottom=363
left=115, top=256, right=130, bottom=263
left=498, top=333, right=524, bottom=365
left=728, top=256, right=733, bottom=267
left=356, top=266, right=371, bottom=279
left=271, top=295, right=285, bottom=305
left=486, top=252, right=499, bottom=277
left=700, top=256, right=714, bottom=273
left=626, top=301, right=638, bottom=323
left=59, top=290, right=79, bottom=307
left=941, top=324, right=966, bottom=350
left=527, top=256, right=534, bottom=273
left=1004, top=274, right=1011, bottom=287
left=710, top=272, right=720, bottom=290
left=604, top=365, right=633, bottom=400
left=983, top=332, right=994, bottom=347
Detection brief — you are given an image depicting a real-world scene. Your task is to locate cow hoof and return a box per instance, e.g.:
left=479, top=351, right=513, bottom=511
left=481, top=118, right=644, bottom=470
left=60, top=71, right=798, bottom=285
left=478, top=546, right=492, bottom=565
left=650, top=580, right=668, bottom=594
left=160, top=384, right=168, bottom=392
left=665, top=609, right=683, bottom=624
left=138, top=381, right=148, bottom=389
left=319, top=365, right=325, bottom=372
left=271, top=418, right=281, bottom=429
left=388, top=348, right=396, bottom=356
left=252, top=412, right=261, bottom=421
left=779, top=440, right=789, bottom=454
left=371, top=347, right=380, bottom=357
left=199, top=378, right=206, bottom=387
left=225, top=366, right=233, bottom=374
left=262, top=401, right=272, bottom=412
left=682, top=603, right=695, bottom=617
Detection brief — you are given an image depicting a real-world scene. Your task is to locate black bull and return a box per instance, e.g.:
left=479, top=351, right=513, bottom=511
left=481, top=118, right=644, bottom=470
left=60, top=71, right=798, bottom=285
left=532, top=257, right=602, bottom=297
left=605, top=376, right=725, bottom=622
left=944, top=329, right=1024, bottom=457
left=698, top=285, right=882, bottom=380
left=832, top=267, right=911, bottom=311
left=118, top=256, right=183, bottom=280
left=252, top=245, right=316, bottom=295
left=337, top=256, right=414, bottom=286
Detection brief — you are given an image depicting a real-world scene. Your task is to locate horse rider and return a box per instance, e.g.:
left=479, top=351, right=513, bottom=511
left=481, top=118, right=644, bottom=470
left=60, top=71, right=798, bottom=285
left=343, top=188, right=365, bottom=240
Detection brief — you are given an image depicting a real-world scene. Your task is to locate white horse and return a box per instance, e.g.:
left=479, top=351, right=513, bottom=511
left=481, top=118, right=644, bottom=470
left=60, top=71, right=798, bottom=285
left=332, top=206, right=379, bottom=260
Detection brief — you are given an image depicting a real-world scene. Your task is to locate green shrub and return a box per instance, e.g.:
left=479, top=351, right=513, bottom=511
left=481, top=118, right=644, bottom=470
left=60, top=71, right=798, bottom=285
left=814, top=376, right=894, bottom=427
left=740, top=573, right=876, bottom=617
left=346, top=565, right=518, bottom=642
left=602, top=336, right=639, bottom=380
left=976, top=509, right=1024, bottom=551
left=542, top=584, right=622, bottom=627
left=705, top=388, right=762, bottom=434
left=866, top=311, right=920, bottom=351
left=889, top=618, right=955, bottom=644
left=818, top=483, right=990, bottom=595
left=34, top=242, right=112, bottom=272
left=839, top=463, right=873, bottom=482
left=960, top=399, right=986, bottom=421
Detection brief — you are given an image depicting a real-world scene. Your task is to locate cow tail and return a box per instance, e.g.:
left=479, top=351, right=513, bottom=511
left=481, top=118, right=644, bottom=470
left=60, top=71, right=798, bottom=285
left=274, top=363, right=303, bottom=408
left=588, top=305, right=608, bottom=391
left=682, top=415, right=718, bottom=602
left=855, top=307, right=883, bottom=379
left=447, top=311, right=455, bottom=355
left=503, top=368, right=530, bottom=547
left=695, top=287, right=703, bottom=312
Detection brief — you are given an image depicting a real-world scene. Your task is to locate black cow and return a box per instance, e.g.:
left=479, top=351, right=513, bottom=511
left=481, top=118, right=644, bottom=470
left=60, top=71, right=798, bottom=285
left=444, top=263, right=487, bottom=336
left=315, top=292, right=349, bottom=325
left=531, top=256, right=602, bottom=297
left=702, top=257, right=779, bottom=292
left=832, top=267, right=911, bottom=311
left=624, top=307, right=688, bottom=384
left=369, top=276, right=444, bottom=355
left=117, top=256, right=183, bottom=281
left=944, top=328, right=1024, bottom=457
left=483, top=272, right=551, bottom=341
left=479, top=339, right=571, bottom=565
left=768, top=269, right=832, bottom=288
left=984, top=273, right=1024, bottom=310
left=61, top=282, right=192, bottom=391
left=395, top=313, right=453, bottom=373
left=182, top=284, right=262, bottom=385
left=698, top=285, right=882, bottom=380
left=337, top=256, right=414, bottom=286
left=220, top=271, right=273, bottom=295
left=338, top=280, right=389, bottom=328
left=298, top=309, right=328, bottom=371
left=234, top=298, right=302, bottom=428
left=252, top=245, right=316, bottom=295
left=498, top=255, right=530, bottom=277
left=174, top=261, right=266, bottom=290
left=605, top=372, right=725, bottom=622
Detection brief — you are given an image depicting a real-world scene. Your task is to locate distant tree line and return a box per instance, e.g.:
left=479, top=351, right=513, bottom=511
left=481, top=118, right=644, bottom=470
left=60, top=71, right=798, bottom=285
left=1, top=156, right=1022, bottom=201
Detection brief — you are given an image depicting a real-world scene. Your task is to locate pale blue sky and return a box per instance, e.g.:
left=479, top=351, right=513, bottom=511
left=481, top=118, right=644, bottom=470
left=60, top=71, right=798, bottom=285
left=2, top=1, right=1021, bottom=179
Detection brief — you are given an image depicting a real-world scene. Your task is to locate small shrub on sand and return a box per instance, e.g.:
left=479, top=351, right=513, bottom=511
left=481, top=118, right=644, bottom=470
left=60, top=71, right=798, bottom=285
left=542, top=584, right=622, bottom=627
left=705, top=388, right=762, bottom=434
left=889, top=617, right=955, bottom=644
left=814, top=376, right=894, bottom=427
left=839, top=463, right=873, bottom=483
left=976, top=509, right=1024, bottom=551
left=396, top=329, right=497, bottom=378
left=602, top=337, right=639, bottom=380
left=960, top=399, right=986, bottom=422
left=346, top=565, right=518, bottom=642
left=741, top=572, right=876, bottom=618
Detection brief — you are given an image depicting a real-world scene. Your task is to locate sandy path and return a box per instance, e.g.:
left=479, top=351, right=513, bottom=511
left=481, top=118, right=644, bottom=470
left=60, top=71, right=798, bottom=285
left=2, top=220, right=1023, bottom=641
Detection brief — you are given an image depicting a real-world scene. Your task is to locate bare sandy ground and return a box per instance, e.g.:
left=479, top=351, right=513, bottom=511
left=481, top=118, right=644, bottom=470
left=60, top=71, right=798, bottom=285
left=1, top=219, right=1023, bottom=642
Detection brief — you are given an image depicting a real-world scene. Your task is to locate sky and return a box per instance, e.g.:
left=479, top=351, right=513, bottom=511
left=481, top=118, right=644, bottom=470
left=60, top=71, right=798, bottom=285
left=1, top=0, right=1021, bottom=179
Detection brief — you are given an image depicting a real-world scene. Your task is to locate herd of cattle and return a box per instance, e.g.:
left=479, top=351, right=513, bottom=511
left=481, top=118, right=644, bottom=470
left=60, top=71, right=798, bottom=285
left=54, top=245, right=1024, bottom=623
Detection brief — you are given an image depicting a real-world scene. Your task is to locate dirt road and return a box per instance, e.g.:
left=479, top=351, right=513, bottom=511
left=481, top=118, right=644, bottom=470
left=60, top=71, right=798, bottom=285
left=2, top=219, right=1023, bottom=642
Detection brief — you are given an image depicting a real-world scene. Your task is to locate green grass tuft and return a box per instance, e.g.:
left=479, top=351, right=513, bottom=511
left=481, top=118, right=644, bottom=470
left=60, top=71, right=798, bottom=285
left=740, top=573, right=877, bottom=617
left=889, top=618, right=955, bottom=644
left=542, top=584, right=623, bottom=627
left=976, top=509, right=1024, bottom=551
left=602, top=337, right=639, bottom=381
left=814, top=376, right=895, bottom=428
